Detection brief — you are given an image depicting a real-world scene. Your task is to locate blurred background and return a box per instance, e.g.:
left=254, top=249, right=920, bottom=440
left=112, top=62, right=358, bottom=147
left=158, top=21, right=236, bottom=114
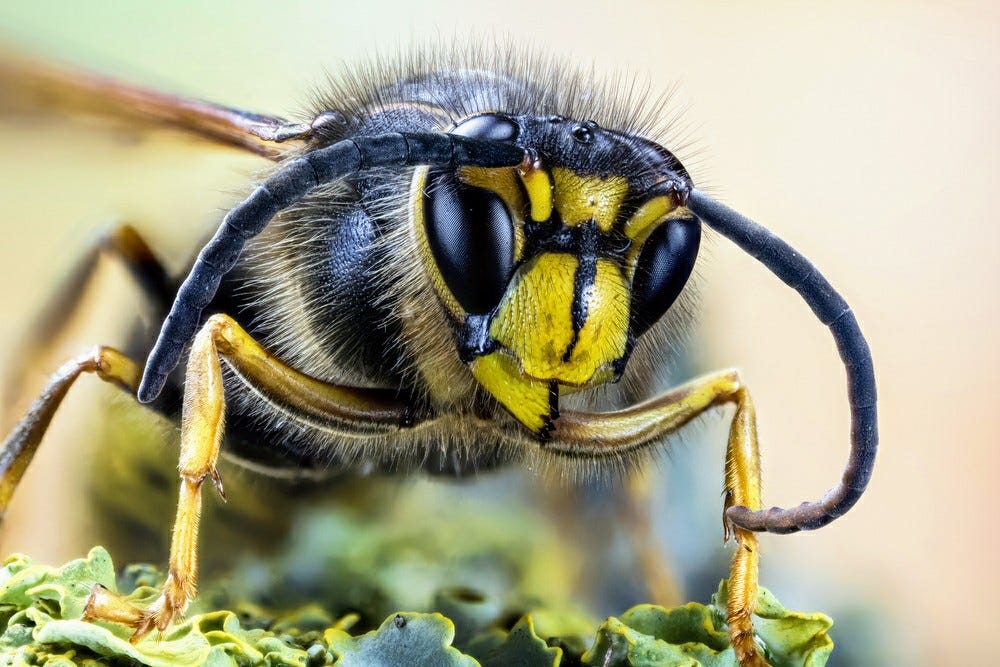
left=0, top=2, right=996, bottom=665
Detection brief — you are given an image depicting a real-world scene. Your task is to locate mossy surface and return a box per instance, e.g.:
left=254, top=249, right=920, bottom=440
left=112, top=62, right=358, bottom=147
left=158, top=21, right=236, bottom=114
left=0, top=512, right=833, bottom=667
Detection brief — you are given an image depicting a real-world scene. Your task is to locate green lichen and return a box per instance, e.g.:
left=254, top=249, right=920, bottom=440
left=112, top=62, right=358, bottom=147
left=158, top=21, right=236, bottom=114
left=0, top=540, right=833, bottom=667
left=326, top=612, right=476, bottom=667
left=580, top=584, right=833, bottom=667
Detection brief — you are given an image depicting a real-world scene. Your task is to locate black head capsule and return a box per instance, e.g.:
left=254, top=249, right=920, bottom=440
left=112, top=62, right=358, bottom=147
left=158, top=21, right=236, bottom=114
left=419, top=112, right=701, bottom=393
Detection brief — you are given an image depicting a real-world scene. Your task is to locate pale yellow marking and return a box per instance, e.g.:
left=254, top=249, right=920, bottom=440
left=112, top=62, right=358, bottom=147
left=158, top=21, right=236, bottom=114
left=624, top=196, right=674, bottom=243
left=490, top=254, right=576, bottom=381
left=470, top=352, right=552, bottom=433
left=489, top=254, right=628, bottom=386
left=458, top=166, right=525, bottom=217
left=567, top=259, right=630, bottom=374
left=552, top=167, right=628, bottom=231
left=623, top=202, right=694, bottom=270
left=518, top=159, right=553, bottom=222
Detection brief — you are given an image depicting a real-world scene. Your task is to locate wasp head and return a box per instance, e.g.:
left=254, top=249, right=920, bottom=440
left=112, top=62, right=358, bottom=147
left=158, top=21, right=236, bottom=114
left=415, top=114, right=700, bottom=435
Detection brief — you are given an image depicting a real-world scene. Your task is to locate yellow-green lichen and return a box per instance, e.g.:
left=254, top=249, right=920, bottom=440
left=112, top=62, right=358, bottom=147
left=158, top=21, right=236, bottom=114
left=0, top=542, right=833, bottom=666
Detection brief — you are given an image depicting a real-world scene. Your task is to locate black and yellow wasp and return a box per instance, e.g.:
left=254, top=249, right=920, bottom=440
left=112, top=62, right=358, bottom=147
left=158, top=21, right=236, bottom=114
left=0, top=49, right=877, bottom=667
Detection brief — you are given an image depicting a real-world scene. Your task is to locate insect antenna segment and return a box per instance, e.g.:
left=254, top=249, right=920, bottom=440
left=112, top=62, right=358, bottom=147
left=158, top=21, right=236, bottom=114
left=686, top=189, right=877, bottom=534
left=138, top=132, right=525, bottom=401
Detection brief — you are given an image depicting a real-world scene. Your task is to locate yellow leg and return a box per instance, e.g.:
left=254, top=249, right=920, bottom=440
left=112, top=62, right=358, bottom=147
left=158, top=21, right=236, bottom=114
left=120, top=311, right=227, bottom=638
left=82, top=313, right=411, bottom=639
left=1, top=224, right=173, bottom=518
left=723, top=388, right=765, bottom=666
left=0, top=347, right=141, bottom=515
left=550, top=370, right=767, bottom=667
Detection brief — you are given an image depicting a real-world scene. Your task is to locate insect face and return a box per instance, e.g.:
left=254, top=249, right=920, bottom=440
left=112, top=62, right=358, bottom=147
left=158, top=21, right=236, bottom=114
left=416, top=113, right=700, bottom=432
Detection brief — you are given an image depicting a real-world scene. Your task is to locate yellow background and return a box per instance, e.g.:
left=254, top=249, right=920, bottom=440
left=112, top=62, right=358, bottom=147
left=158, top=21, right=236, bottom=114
left=1, top=2, right=997, bottom=664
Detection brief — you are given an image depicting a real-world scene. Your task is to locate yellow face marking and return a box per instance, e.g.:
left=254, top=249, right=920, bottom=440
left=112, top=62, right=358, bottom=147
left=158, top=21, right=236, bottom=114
left=624, top=196, right=674, bottom=244
left=517, top=156, right=554, bottom=222
left=551, top=167, right=629, bottom=232
left=458, top=166, right=525, bottom=217
left=623, top=200, right=693, bottom=269
left=470, top=352, right=553, bottom=433
left=566, top=259, right=630, bottom=374
left=491, top=253, right=577, bottom=381
left=489, top=254, right=628, bottom=387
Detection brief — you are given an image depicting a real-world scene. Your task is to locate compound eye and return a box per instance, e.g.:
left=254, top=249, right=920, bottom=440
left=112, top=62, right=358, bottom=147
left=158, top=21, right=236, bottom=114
left=630, top=217, right=701, bottom=336
left=450, top=113, right=521, bottom=142
left=424, top=168, right=515, bottom=314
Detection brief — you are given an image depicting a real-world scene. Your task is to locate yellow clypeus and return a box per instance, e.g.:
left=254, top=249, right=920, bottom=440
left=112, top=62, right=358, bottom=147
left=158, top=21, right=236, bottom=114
left=490, top=254, right=629, bottom=387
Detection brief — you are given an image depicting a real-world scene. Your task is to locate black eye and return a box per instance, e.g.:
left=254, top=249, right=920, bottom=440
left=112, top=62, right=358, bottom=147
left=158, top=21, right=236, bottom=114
left=571, top=124, right=593, bottom=144
left=424, top=168, right=515, bottom=314
left=630, top=216, right=701, bottom=335
left=421, top=114, right=520, bottom=314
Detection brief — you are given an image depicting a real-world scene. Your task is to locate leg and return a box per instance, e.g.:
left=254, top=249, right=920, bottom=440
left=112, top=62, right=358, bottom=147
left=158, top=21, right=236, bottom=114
left=83, top=313, right=411, bottom=639
left=0, top=347, right=142, bottom=514
left=5, top=224, right=173, bottom=411
left=2, top=224, right=172, bottom=516
left=723, top=387, right=763, bottom=665
left=549, top=370, right=767, bottom=667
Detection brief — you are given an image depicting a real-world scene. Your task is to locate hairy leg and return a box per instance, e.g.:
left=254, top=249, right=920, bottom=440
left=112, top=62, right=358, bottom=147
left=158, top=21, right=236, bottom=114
left=550, top=370, right=768, bottom=666
left=82, top=313, right=412, bottom=638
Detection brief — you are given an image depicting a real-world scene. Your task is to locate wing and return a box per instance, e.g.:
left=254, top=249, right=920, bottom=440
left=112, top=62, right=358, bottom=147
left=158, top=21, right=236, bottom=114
left=0, top=54, right=313, bottom=160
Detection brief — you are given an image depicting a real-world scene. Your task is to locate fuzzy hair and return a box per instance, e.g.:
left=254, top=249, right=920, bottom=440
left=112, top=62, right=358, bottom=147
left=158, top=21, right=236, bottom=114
left=225, top=45, right=707, bottom=484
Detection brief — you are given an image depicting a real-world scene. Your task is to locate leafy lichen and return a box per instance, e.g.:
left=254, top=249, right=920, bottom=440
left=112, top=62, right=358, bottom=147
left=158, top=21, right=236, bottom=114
left=0, top=537, right=833, bottom=666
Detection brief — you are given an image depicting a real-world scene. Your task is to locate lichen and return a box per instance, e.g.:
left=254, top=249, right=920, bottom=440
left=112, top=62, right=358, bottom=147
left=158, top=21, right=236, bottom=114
left=0, top=523, right=833, bottom=666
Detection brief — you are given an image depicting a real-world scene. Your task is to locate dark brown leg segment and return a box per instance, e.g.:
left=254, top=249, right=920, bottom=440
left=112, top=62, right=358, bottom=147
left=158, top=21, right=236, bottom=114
left=5, top=224, right=172, bottom=412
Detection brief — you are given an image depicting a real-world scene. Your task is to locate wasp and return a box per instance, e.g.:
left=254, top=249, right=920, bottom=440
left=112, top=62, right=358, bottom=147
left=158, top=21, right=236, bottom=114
left=0, top=49, right=877, bottom=667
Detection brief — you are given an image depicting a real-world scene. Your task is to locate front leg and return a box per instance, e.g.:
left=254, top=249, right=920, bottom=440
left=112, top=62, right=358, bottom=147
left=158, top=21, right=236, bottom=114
left=83, top=313, right=412, bottom=639
left=549, top=370, right=768, bottom=667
